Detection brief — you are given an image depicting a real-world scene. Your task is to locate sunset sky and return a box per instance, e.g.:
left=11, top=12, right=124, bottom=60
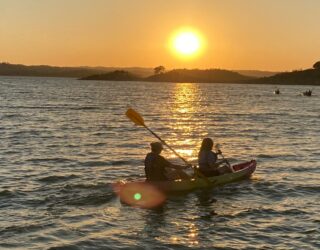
left=1, top=0, right=320, bottom=71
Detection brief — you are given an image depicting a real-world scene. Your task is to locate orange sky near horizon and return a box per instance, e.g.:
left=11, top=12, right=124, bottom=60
left=1, top=0, right=320, bottom=71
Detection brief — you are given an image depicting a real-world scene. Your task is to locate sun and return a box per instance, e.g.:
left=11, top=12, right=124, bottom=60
left=172, top=30, right=202, bottom=57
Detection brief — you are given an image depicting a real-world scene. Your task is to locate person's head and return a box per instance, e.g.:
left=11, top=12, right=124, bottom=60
left=200, top=138, right=214, bottom=151
left=150, top=142, right=163, bottom=154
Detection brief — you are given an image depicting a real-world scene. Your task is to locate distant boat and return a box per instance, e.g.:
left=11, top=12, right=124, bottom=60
left=274, top=89, right=280, bottom=94
left=302, top=90, right=312, bottom=96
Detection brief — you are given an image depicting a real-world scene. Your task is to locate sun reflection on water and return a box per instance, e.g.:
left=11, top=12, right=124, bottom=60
left=168, top=222, right=199, bottom=246
left=172, top=83, right=201, bottom=116
left=188, top=223, right=199, bottom=246
left=165, top=83, right=207, bottom=160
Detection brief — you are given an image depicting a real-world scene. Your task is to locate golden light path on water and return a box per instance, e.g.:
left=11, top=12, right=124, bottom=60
left=167, top=83, right=208, bottom=161
left=158, top=83, right=204, bottom=246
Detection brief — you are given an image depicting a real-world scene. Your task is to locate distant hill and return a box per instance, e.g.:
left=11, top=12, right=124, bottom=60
left=88, top=67, right=153, bottom=77
left=0, top=62, right=153, bottom=78
left=144, top=69, right=253, bottom=83
left=248, top=68, right=320, bottom=85
left=80, top=70, right=142, bottom=81
left=235, top=70, right=279, bottom=78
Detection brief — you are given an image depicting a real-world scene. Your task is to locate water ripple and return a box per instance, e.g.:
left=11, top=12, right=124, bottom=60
left=0, top=77, right=319, bottom=249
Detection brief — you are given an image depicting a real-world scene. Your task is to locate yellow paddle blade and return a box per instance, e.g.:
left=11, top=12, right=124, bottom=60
left=126, top=108, right=145, bottom=126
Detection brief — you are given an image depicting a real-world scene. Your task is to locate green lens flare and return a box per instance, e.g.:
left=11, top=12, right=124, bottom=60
left=134, top=193, right=142, bottom=200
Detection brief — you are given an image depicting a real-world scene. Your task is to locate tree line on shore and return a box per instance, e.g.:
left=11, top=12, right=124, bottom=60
left=81, top=61, right=320, bottom=85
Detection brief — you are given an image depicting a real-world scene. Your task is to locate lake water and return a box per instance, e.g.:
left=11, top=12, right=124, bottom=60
left=0, top=76, right=319, bottom=249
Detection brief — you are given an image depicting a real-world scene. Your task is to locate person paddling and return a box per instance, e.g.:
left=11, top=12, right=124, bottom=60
left=198, top=138, right=231, bottom=176
left=144, top=142, right=189, bottom=182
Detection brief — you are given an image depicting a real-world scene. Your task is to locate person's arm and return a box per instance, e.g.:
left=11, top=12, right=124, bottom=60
left=169, top=163, right=189, bottom=170
left=161, top=156, right=188, bottom=170
left=214, top=159, right=229, bottom=167
left=207, top=151, right=225, bottom=168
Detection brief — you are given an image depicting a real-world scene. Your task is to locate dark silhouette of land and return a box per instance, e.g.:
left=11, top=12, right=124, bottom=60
left=246, top=61, right=320, bottom=85
left=80, top=63, right=320, bottom=85
left=0, top=62, right=153, bottom=78
left=144, top=69, right=252, bottom=83
left=247, top=67, right=320, bottom=85
left=0, top=62, right=278, bottom=79
left=1, top=61, right=320, bottom=85
left=236, top=70, right=280, bottom=78
left=81, top=70, right=141, bottom=81
left=79, top=68, right=253, bottom=83
left=79, top=61, right=320, bottom=85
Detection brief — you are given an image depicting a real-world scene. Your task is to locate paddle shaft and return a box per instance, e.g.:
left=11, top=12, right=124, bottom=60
left=143, top=124, right=189, bottom=165
left=218, top=152, right=234, bottom=172
left=220, top=152, right=229, bottom=164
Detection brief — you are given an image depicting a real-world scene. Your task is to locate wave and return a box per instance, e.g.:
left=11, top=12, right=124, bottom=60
left=0, top=190, right=15, bottom=198
left=109, top=160, right=139, bottom=166
left=47, top=241, right=127, bottom=250
left=79, top=161, right=110, bottom=167
left=83, top=142, right=107, bottom=147
left=64, top=192, right=116, bottom=206
left=26, top=157, right=75, bottom=164
left=37, top=174, right=78, bottom=183
left=290, top=166, right=318, bottom=172
left=78, top=160, right=140, bottom=167
left=232, top=207, right=307, bottom=217
left=256, top=153, right=298, bottom=159
left=293, top=185, right=320, bottom=193
left=45, top=183, right=117, bottom=207
left=0, top=189, right=27, bottom=200
left=251, top=180, right=320, bottom=197
left=0, top=223, right=49, bottom=236
left=63, top=182, right=112, bottom=190
left=48, top=246, right=81, bottom=250
left=0, top=114, right=20, bottom=119
left=70, top=106, right=100, bottom=110
left=256, top=154, right=274, bottom=159
left=1, top=105, right=100, bottom=110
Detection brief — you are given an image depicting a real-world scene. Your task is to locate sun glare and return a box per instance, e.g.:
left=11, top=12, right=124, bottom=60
left=172, top=30, right=202, bottom=57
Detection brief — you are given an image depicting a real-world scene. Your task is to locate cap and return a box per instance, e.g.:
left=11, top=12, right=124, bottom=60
left=150, top=142, right=163, bottom=151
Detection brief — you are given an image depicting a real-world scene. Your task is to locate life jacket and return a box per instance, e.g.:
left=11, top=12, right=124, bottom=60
left=144, top=153, right=169, bottom=181
left=198, top=150, right=218, bottom=170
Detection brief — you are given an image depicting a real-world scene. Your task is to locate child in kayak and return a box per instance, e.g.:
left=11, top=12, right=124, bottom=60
left=144, top=142, right=190, bottom=182
left=198, top=138, right=231, bottom=176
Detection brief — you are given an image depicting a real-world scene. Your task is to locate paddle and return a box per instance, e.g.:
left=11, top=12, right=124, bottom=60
left=125, top=108, right=211, bottom=181
left=215, top=143, right=233, bottom=172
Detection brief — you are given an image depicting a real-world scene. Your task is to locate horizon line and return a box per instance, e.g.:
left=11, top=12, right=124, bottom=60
left=0, top=61, right=291, bottom=73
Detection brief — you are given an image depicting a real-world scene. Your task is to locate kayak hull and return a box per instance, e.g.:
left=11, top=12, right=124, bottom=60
left=115, top=160, right=256, bottom=208
left=117, top=160, right=256, bottom=193
left=156, top=159, right=256, bottom=192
